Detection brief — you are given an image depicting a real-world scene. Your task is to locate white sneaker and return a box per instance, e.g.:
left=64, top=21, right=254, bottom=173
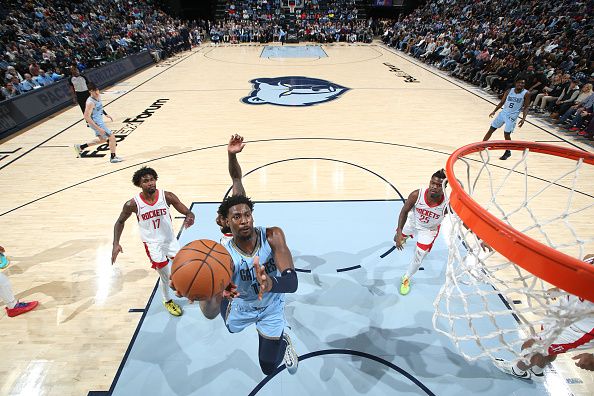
left=110, top=156, right=124, bottom=163
left=529, top=367, right=545, bottom=382
left=73, top=144, right=82, bottom=158
left=495, top=359, right=532, bottom=380
left=282, top=333, right=298, bottom=375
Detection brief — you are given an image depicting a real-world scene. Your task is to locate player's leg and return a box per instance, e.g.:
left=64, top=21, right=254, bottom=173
left=0, top=272, right=38, bottom=317
left=73, top=121, right=109, bottom=157
left=499, top=117, right=514, bottom=160
left=145, top=242, right=182, bottom=316
left=483, top=112, right=504, bottom=141
left=258, top=333, right=287, bottom=375
left=257, top=297, right=298, bottom=374
left=99, top=124, right=123, bottom=163
left=400, top=227, right=438, bottom=295
left=503, top=323, right=594, bottom=380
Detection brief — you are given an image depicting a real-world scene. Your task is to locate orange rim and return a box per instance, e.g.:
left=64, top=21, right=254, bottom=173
left=446, top=140, right=594, bottom=303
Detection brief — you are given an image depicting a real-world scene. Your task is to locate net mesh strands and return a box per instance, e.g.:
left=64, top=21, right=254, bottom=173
left=433, top=142, right=594, bottom=369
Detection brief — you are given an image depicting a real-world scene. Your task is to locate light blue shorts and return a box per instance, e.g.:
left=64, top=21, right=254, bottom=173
left=490, top=112, right=518, bottom=133
left=91, top=119, right=113, bottom=138
left=223, top=294, right=286, bottom=339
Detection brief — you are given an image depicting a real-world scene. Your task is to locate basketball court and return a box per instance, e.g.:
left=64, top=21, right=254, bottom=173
left=0, top=42, right=592, bottom=396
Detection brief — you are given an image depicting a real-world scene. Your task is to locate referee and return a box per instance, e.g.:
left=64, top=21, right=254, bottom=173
left=69, top=65, right=91, bottom=113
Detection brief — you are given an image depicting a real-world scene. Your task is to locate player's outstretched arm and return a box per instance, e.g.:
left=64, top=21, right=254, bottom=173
left=490, top=89, right=509, bottom=117
left=228, top=133, right=246, bottom=196
left=394, top=190, right=418, bottom=250
left=518, top=92, right=531, bottom=128
left=112, top=200, right=135, bottom=264
left=165, top=191, right=195, bottom=228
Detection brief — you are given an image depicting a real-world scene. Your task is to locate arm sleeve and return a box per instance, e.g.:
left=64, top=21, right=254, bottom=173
left=269, top=268, right=298, bottom=294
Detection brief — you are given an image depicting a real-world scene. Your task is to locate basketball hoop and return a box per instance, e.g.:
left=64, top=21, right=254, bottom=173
left=447, top=141, right=594, bottom=302
left=288, top=0, right=296, bottom=14
left=433, top=140, right=594, bottom=367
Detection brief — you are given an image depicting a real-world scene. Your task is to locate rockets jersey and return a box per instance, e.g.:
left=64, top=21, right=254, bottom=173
left=413, top=187, right=449, bottom=230
left=222, top=226, right=281, bottom=308
left=501, top=88, right=528, bottom=117
left=133, top=189, right=175, bottom=244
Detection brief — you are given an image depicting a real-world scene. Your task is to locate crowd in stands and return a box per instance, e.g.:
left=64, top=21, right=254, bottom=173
left=380, top=0, right=594, bottom=140
left=210, top=0, right=372, bottom=44
left=0, top=0, right=208, bottom=102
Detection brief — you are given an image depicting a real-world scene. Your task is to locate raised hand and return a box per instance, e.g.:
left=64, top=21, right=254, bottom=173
left=228, top=134, right=246, bottom=154
left=253, top=256, right=272, bottom=300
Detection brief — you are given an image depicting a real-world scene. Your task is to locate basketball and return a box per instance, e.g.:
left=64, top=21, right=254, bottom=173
left=171, top=239, right=234, bottom=301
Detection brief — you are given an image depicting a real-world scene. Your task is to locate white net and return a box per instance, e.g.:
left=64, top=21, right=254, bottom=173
left=433, top=145, right=594, bottom=370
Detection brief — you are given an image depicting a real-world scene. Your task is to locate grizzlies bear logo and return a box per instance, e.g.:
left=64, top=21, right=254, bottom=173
left=242, top=76, right=349, bottom=107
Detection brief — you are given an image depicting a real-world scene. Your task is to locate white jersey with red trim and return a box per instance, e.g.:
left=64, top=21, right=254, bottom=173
left=412, top=187, right=448, bottom=231
left=133, top=189, right=175, bottom=244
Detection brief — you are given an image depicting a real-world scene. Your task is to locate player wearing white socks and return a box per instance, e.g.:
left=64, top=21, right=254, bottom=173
left=111, top=167, right=195, bottom=316
left=394, top=170, right=448, bottom=295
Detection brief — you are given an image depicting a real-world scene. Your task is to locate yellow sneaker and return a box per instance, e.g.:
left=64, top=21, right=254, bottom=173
left=164, top=300, right=183, bottom=316
left=399, top=276, right=410, bottom=295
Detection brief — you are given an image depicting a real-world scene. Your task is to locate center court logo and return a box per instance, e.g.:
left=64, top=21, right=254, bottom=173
left=241, top=77, right=349, bottom=107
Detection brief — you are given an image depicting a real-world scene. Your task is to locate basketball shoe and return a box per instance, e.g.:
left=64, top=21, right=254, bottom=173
left=164, top=300, right=183, bottom=316
left=6, top=301, right=39, bottom=317
left=399, top=275, right=411, bottom=295
left=282, top=333, right=299, bottom=375
left=73, top=144, right=82, bottom=158
left=499, top=150, right=511, bottom=160
left=0, top=252, right=9, bottom=269
left=495, top=359, right=543, bottom=381
left=110, top=156, right=124, bottom=163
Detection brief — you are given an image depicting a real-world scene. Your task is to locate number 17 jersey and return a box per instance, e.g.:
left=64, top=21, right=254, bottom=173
left=133, top=189, right=175, bottom=243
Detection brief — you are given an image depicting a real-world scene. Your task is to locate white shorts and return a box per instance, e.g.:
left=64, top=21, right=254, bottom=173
left=491, top=112, right=519, bottom=133
left=143, top=240, right=180, bottom=269
left=402, top=212, right=440, bottom=251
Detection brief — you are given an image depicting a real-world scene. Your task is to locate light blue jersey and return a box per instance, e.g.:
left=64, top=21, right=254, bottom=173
left=221, top=226, right=286, bottom=338
left=501, top=88, right=528, bottom=116
left=86, top=96, right=112, bottom=137
left=87, top=96, right=104, bottom=122
left=222, top=226, right=282, bottom=308
left=491, top=88, right=528, bottom=133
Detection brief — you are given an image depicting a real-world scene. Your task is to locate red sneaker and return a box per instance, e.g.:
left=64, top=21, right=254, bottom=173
left=6, top=301, right=39, bottom=317
left=569, top=127, right=580, bottom=131
left=577, top=130, right=587, bottom=136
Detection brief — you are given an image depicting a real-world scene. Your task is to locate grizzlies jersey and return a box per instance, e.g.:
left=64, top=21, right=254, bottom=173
left=222, top=226, right=281, bottom=308
left=86, top=96, right=104, bottom=122
left=501, top=88, right=527, bottom=116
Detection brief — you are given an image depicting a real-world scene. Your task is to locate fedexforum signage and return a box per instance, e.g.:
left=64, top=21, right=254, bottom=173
left=383, top=63, right=420, bottom=83
left=80, top=98, right=169, bottom=158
